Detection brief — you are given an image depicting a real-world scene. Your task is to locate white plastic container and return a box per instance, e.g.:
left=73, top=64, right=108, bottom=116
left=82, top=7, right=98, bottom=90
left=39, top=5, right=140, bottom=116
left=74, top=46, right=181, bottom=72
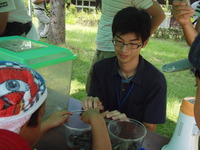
left=108, top=119, right=147, bottom=150
left=64, top=110, right=92, bottom=150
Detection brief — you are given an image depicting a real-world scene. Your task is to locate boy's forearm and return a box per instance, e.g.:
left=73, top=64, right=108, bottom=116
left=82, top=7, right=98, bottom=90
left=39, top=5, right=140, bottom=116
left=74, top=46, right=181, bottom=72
left=181, top=23, right=199, bottom=46
left=39, top=119, right=55, bottom=138
left=146, top=1, right=165, bottom=35
left=90, top=116, right=112, bottom=150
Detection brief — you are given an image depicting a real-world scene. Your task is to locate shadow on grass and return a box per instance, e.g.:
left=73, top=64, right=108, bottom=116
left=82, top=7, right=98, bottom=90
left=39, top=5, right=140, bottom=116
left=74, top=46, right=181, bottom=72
left=156, top=118, right=177, bottom=138
left=70, top=88, right=87, bottom=100
left=67, top=46, right=94, bottom=84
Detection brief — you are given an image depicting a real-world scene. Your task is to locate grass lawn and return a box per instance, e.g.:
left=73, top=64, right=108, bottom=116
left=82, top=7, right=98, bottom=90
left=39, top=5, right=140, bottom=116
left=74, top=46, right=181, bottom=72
left=35, top=19, right=196, bottom=138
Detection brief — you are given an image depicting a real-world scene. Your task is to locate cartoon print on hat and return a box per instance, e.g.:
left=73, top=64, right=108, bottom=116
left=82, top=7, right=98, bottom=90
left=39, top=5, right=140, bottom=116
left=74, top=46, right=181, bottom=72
left=0, top=61, right=46, bottom=117
left=0, top=61, right=47, bottom=133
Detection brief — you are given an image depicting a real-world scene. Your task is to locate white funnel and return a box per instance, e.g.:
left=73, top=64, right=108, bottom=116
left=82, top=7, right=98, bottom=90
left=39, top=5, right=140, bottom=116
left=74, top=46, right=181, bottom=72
left=162, top=97, right=199, bottom=150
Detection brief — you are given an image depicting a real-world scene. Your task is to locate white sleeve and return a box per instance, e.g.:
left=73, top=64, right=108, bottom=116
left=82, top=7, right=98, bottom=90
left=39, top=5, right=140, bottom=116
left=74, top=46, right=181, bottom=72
left=0, top=0, right=16, bottom=13
left=133, top=0, right=154, bottom=10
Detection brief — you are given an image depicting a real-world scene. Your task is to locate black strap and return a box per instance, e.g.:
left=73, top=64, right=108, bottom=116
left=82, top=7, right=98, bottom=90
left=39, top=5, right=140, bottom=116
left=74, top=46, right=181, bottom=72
left=44, top=0, right=50, bottom=14
left=193, top=18, right=198, bottom=25
left=0, top=21, right=32, bottom=37
left=23, top=22, right=32, bottom=34
left=34, top=8, right=45, bottom=11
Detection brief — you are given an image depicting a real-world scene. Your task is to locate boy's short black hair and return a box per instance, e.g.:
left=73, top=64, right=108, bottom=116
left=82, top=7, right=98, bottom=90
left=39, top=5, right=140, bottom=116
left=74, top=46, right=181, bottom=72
left=27, top=108, right=40, bottom=127
left=112, top=7, right=151, bottom=43
left=27, top=103, right=44, bottom=127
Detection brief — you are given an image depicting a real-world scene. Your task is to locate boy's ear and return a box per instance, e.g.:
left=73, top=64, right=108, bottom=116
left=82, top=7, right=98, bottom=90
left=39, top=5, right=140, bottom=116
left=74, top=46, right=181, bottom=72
left=141, top=39, right=149, bottom=48
left=19, top=121, right=28, bottom=134
left=19, top=120, right=32, bottom=141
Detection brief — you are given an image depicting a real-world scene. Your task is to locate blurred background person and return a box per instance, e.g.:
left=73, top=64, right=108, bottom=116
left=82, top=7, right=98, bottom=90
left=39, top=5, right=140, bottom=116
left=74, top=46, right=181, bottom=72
left=172, top=0, right=200, bottom=45
left=0, top=0, right=38, bottom=40
left=32, top=0, right=50, bottom=38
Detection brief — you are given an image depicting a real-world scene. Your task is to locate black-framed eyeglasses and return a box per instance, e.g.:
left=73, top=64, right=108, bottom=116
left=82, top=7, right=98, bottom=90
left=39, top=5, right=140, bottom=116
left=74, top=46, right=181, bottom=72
left=112, top=40, right=142, bottom=50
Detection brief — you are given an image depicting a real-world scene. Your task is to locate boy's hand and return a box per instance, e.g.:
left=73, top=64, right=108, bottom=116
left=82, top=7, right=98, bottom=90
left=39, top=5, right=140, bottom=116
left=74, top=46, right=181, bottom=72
left=43, top=110, right=72, bottom=129
left=82, top=96, right=104, bottom=111
left=103, top=110, right=129, bottom=121
left=172, top=0, right=194, bottom=25
left=81, top=108, right=101, bottom=124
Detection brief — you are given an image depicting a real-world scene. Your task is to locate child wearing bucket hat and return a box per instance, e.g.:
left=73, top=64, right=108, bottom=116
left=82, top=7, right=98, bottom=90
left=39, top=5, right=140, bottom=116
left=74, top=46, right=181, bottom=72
left=0, top=61, right=72, bottom=147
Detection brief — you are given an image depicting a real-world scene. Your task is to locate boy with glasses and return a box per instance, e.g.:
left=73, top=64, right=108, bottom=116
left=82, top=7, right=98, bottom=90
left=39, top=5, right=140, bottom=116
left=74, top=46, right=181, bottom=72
left=82, top=7, right=167, bottom=132
left=86, top=0, right=165, bottom=94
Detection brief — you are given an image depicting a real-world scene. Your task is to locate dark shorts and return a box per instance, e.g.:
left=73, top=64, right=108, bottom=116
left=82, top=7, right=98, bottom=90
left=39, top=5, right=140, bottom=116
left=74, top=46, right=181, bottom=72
left=0, top=21, right=32, bottom=37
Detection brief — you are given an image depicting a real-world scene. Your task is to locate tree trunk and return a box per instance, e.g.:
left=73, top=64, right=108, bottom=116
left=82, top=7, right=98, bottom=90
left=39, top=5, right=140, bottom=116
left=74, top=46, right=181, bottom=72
left=48, top=0, right=66, bottom=45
